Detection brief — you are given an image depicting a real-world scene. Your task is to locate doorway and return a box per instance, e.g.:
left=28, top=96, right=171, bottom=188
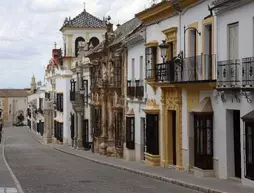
left=141, top=117, right=146, bottom=160
left=168, top=110, right=177, bottom=165
left=233, top=110, right=241, bottom=178
left=83, top=119, right=89, bottom=150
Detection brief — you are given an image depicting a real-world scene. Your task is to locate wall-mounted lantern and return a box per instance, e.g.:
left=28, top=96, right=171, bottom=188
left=159, top=40, right=169, bottom=63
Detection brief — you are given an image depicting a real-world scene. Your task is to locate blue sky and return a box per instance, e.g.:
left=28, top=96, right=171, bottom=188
left=0, top=0, right=158, bottom=88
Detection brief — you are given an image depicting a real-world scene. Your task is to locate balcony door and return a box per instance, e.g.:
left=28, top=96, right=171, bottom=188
left=189, top=30, right=197, bottom=81
left=227, top=23, right=239, bottom=86
left=204, top=24, right=212, bottom=80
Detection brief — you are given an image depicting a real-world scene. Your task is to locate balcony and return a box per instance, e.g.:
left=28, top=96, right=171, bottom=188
left=156, top=61, right=175, bottom=82
left=154, top=54, right=216, bottom=85
left=176, top=54, right=216, bottom=83
left=217, top=59, right=241, bottom=90
left=127, top=81, right=135, bottom=98
left=135, top=80, right=144, bottom=99
left=242, top=57, right=254, bottom=91
left=127, top=80, right=144, bottom=99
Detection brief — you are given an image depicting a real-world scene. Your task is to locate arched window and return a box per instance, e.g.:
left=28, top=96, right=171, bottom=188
left=89, top=37, right=100, bottom=49
left=75, top=37, right=85, bottom=57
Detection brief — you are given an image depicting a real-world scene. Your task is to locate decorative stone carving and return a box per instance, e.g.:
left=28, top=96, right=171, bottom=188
left=126, top=107, right=135, bottom=117
left=142, top=98, right=160, bottom=114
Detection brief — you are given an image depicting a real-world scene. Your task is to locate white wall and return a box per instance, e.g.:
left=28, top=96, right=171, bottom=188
left=127, top=43, right=145, bottom=80
left=212, top=1, right=254, bottom=185
left=217, top=2, right=254, bottom=62
left=63, top=29, right=106, bottom=57
left=126, top=40, right=146, bottom=161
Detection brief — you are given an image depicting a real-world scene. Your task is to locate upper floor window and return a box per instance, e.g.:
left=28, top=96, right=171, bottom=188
left=131, top=58, right=135, bottom=81
left=140, top=56, right=144, bottom=80
left=228, top=22, right=239, bottom=60
left=145, top=46, right=157, bottom=79
left=57, top=93, right=63, bottom=112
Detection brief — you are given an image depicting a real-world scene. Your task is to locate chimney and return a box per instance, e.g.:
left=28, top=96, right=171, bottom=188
left=116, top=23, right=121, bottom=28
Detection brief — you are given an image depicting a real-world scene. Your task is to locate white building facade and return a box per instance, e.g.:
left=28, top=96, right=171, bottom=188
left=62, top=7, right=107, bottom=149
left=211, top=0, right=254, bottom=187
left=124, top=27, right=146, bottom=162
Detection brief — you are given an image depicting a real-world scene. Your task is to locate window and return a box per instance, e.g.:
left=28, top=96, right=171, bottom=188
left=194, top=113, right=213, bottom=170
left=145, top=46, right=157, bottom=79
left=228, top=22, right=239, bottom=60
left=245, top=123, right=254, bottom=180
left=70, top=79, right=76, bottom=101
left=126, top=117, right=135, bottom=150
left=140, top=56, right=144, bottom=80
left=131, top=58, right=135, bottom=81
left=56, top=93, right=63, bottom=112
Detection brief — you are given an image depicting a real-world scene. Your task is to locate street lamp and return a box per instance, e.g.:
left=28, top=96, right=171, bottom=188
left=159, top=40, right=169, bottom=63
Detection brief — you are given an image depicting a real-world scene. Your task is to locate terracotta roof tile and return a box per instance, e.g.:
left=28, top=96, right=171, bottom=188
left=60, top=9, right=107, bottom=31
left=0, top=89, right=31, bottom=98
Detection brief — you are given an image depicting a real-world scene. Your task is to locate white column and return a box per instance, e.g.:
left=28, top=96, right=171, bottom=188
left=77, top=112, right=84, bottom=150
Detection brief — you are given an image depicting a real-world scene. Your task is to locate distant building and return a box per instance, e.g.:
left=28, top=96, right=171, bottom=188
left=0, top=89, right=31, bottom=126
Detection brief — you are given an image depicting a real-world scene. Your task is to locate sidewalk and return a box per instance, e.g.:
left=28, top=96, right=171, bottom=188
left=30, top=129, right=254, bottom=193
left=0, top=135, right=19, bottom=193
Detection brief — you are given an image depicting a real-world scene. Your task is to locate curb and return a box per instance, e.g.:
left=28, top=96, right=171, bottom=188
left=31, top=134, right=226, bottom=193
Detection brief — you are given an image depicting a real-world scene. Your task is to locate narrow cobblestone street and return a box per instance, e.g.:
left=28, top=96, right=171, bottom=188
left=2, top=127, right=200, bottom=193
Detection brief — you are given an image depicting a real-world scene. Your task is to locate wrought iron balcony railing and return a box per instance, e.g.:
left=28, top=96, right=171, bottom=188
left=135, top=80, right=144, bottom=98
left=127, top=80, right=144, bottom=99
left=155, top=54, right=215, bottom=84
left=127, top=80, right=135, bottom=98
left=217, top=59, right=241, bottom=89
left=176, top=54, right=216, bottom=83
left=242, top=57, right=254, bottom=89
left=156, top=61, right=175, bottom=82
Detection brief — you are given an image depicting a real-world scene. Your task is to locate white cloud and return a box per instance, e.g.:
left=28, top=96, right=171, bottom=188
left=0, top=0, right=155, bottom=88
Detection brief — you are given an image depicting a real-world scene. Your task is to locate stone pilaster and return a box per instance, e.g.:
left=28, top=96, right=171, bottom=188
left=101, top=89, right=107, bottom=138
left=99, top=89, right=108, bottom=155
left=43, top=101, right=54, bottom=144
left=77, top=112, right=84, bottom=150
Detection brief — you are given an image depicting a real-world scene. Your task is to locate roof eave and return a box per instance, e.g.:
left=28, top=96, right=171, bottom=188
left=60, top=26, right=107, bottom=33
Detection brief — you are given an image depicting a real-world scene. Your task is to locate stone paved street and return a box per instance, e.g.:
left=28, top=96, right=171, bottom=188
left=3, top=127, right=201, bottom=193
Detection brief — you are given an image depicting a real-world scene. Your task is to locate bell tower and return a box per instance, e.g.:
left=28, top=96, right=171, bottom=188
left=30, top=75, right=36, bottom=94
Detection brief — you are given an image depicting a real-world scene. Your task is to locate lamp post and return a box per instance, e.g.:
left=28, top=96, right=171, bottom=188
left=183, top=26, right=201, bottom=58
left=159, top=40, right=170, bottom=63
